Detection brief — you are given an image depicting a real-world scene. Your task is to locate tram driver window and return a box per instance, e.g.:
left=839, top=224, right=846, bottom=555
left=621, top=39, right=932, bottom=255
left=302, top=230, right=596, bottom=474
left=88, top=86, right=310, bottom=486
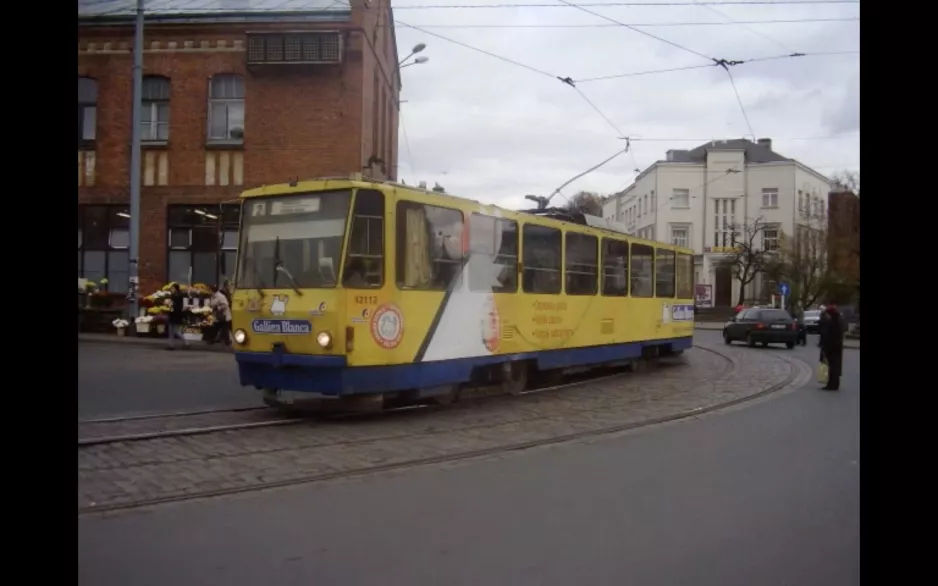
left=655, top=248, right=676, bottom=298
left=565, top=232, right=598, bottom=295
left=343, top=189, right=384, bottom=289
left=522, top=225, right=562, bottom=294
left=601, top=238, right=628, bottom=296
left=396, top=201, right=464, bottom=290
left=630, top=243, right=654, bottom=297
left=469, top=213, right=518, bottom=293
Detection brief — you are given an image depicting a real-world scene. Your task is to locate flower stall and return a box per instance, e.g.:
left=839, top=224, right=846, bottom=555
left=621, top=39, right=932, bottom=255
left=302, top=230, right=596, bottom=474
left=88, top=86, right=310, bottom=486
left=78, top=278, right=128, bottom=333
left=136, top=282, right=216, bottom=341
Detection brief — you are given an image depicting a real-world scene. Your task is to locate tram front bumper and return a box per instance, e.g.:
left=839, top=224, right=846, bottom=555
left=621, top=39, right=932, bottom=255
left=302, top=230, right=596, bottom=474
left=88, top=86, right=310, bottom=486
left=235, top=351, right=349, bottom=396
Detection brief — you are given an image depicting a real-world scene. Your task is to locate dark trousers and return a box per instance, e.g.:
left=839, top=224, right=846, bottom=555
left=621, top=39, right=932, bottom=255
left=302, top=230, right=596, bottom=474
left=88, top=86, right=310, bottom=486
left=821, top=345, right=843, bottom=388
left=206, top=320, right=231, bottom=345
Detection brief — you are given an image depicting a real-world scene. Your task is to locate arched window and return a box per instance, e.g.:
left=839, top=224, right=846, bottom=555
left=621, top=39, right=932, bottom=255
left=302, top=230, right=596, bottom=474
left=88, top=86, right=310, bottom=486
left=78, top=77, right=98, bottom=147
left=208, top=74, right=245, bottom=143
left=142, top=76, right=171, bottom=142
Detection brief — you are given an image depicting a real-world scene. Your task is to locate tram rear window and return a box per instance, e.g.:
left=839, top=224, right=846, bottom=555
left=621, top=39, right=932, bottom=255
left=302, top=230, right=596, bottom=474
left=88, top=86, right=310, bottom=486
left=601, top=238, right=629, bottom=296
left=395, top=201, right=464, bottom=290
left=676, top=253, right=693, bottom=299
left=655, top=248, right=675, bottom=298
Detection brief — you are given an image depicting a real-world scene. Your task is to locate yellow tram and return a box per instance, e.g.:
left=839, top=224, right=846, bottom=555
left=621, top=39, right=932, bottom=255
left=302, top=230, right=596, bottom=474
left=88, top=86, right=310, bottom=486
left=230, top=175, right=695, bottom=408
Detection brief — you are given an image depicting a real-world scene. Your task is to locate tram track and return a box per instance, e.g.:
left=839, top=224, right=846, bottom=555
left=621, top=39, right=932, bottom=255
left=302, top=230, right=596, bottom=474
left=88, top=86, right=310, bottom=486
left=78, top=345, right=812, bottom=515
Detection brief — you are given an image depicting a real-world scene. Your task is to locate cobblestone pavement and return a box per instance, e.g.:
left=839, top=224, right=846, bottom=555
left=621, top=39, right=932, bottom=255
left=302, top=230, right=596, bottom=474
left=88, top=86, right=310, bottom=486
left=78, top=343, right=808, bottom=513
left=78, top=408, right=290, bottom=443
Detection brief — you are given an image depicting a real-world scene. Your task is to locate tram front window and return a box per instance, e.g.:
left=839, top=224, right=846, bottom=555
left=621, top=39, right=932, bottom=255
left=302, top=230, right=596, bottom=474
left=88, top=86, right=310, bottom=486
left=237, top=191, right=352, bottom=290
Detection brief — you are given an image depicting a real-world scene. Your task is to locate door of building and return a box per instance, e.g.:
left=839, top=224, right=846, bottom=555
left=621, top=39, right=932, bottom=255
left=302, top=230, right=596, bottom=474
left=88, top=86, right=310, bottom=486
left=714, top=265, right=732, bottom=307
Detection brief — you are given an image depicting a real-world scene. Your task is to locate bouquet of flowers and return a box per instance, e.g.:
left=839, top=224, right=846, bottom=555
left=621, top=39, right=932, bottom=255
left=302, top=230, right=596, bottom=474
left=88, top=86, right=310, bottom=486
left=112, top=318, right=130, bottom=329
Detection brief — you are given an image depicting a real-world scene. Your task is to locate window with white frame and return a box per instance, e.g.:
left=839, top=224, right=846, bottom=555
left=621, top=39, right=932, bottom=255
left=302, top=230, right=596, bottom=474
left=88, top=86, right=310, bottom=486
left=671, top=188, right=690, bottom=209
left=762, top=187, right=779, bottom=208
left=142, top=76, right=171, bottom=142
left=762, top=224, right=780, bottom=251
left=208, top=74, right=245, bottom=143
left=78, top=77, right=97, bottom=147
left=670, top=225, right=689, bottom=248
left=797, top=190, right=804, bottom=215
left=713, top=198, right=736, bottom=248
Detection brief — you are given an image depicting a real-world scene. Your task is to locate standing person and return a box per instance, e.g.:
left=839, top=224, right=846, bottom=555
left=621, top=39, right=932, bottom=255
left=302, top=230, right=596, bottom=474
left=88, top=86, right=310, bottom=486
left=209, top=284, right=232, bottom=346
left=817, top=302, right=846, bottom=391
left=166, top=283, right=189, bottom=350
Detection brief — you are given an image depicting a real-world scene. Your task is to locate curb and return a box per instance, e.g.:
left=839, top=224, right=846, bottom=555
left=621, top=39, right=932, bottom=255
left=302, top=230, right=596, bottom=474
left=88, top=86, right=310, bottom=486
left=78, top=335, right=233, bottom=354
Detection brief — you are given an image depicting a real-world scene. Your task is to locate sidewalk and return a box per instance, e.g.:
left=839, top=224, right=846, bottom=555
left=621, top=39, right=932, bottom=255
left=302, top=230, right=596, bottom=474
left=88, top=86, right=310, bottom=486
left=79, top=332, right=233, bottom=353
left=694, top=322, right=860, bottom=349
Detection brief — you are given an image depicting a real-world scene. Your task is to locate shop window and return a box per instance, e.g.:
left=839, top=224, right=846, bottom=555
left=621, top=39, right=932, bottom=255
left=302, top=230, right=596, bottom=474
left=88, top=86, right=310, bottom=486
left=167, top=204, right=241, bottom=286
left=78, top=205, right=130, bottom=293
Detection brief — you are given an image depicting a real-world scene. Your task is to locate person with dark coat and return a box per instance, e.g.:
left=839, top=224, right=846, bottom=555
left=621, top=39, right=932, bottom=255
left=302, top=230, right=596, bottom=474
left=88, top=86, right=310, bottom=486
left=817, top=302, right=846, bottom=390
left=166, top=283, right=189, bottom=350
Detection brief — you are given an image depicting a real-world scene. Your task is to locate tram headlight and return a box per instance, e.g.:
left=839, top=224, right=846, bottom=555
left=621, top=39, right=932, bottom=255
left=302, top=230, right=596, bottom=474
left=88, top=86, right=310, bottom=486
left=316, top=331, right=333, bottom=349
left=233, top=329, right=247, bottom=345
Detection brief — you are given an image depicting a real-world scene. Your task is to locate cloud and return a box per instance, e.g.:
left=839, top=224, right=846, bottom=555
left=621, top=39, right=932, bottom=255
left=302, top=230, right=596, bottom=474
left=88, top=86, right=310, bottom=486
left=394, top=1, right=860, bottom=206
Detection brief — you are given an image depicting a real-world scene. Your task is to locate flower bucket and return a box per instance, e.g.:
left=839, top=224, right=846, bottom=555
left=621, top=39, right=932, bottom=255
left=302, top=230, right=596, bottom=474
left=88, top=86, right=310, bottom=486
left=116, top=327, right=127, bottom=337
left=156, top=324, right=166, bottom=335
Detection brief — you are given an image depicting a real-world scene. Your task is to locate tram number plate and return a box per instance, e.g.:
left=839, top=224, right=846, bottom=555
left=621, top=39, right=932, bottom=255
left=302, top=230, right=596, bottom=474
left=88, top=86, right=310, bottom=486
left=355, top=296, right=378, bottom=305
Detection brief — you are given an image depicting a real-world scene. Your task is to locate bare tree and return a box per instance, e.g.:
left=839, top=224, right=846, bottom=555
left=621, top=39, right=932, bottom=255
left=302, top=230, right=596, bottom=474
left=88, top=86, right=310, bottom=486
left=830, top=169, right=860, bottom=196
left=562, top=191, right=609, bottom=216
left=716, top=216, right=773, bottom=307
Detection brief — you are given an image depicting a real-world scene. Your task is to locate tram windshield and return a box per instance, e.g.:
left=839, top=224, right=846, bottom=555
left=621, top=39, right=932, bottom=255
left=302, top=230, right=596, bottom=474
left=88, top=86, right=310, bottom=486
left=237, top=190, right=352, bottom=290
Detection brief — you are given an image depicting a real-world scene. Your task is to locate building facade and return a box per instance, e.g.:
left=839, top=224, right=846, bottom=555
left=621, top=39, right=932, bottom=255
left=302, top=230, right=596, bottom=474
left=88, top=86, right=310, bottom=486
left=602, top=138, right=831, bottom=307
left=77, top=0, right=399, bottom=297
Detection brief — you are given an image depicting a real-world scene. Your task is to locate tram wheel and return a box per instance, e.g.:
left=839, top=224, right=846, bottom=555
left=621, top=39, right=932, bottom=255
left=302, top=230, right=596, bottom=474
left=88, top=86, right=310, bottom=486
left=501, top=361, right=529, bottom=396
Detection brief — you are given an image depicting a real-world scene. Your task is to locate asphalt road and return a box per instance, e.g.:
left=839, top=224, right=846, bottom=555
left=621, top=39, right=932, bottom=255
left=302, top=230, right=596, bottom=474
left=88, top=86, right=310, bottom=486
left=78, top=331, right=859, bottom=585
left=78, top=343, right=256, bottom=419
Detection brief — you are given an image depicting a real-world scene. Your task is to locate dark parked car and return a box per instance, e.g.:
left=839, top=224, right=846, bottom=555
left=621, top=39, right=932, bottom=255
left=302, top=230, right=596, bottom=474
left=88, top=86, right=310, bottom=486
left=723, top=308, right=800, bottom=349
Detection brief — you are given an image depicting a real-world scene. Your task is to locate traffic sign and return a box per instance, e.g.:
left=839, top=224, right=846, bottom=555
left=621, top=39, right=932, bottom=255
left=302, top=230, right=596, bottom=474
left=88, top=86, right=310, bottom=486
left=778, top=283, right=789, bottom=296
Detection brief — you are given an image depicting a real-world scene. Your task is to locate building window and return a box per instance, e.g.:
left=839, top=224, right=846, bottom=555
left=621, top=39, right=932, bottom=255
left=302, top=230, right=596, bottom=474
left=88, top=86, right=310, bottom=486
left=167, top=204, right=241, bottom=286
left=343, top=189, right=385, bottom=288
left=142, top=76, right=171, bottom=142
left=713, top=198, right=736, bottom=248
left=468, top=213, right=518, bottom=293
left=630, top=243, right=654, bottom=298
left=671, top=226, right=688, bottom=248
left=655, top=248, right=675, bottom=298
left=208, top=74, right=245, bottom=143
left=601, top=238, right=628, bottom=297
left=522, top=225, right=562, bottom=294
left=395, top=201, right=464, bottom=290
left=762, top=225, right=780, bottom=251
left=671, top=188, right=690, bottom=209
left=762, top=187, right=779, bottom=208
left=797, top=190, right=804, bottom=215
left=565, top=232, right=598, bottom=296
left=78, top=77, right=98, bottom=148
left=78, top=205, right=130, bottom=293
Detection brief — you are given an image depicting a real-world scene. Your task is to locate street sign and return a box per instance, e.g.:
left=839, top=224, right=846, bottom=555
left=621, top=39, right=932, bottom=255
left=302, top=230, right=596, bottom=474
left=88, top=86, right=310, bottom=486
left=779, top=282, right=789, bottom=296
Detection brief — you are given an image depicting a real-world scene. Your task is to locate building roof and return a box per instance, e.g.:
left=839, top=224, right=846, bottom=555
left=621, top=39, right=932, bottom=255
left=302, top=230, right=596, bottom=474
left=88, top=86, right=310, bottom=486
left=665, top=138, right=791, bottom=164
left=78, top=0, right=352, bottom=20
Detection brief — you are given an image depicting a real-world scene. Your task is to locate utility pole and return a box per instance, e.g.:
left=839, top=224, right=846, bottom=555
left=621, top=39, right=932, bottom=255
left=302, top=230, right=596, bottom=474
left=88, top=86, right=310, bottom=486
left=128, top=0, right=144, bottom=318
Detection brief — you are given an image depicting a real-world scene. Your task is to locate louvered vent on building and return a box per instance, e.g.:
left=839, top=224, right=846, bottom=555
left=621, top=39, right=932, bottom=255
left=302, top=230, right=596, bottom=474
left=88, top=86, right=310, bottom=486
left=247, top=32, right=343, bottom=65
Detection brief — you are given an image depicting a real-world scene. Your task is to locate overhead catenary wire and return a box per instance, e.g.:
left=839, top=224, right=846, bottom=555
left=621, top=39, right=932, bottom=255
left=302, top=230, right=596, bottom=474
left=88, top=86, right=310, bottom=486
left=720, top=64, right=755, bottom=140
left=689, top=0, right=799, bottom=54
left=398, top=107, right=417, bottom=180
left=381, top=17, right=859, bottom=29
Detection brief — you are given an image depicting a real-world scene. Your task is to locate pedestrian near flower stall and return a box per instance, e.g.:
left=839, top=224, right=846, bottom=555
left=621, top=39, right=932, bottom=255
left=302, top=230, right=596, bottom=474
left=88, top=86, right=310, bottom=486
left=166, top=283, right=189, bottom=350
left=209, top=284, right=232, bottom=346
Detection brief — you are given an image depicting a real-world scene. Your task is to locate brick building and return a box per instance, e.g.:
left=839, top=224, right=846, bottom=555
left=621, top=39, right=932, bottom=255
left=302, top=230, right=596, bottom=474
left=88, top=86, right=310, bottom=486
left=77, top=0, right=400, bottom=297
left=827, top=189, right=860, bottom=283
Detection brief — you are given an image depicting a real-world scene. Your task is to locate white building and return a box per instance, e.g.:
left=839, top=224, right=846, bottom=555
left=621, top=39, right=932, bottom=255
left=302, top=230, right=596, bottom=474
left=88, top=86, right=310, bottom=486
left=602, top=138, right=831, bottom=307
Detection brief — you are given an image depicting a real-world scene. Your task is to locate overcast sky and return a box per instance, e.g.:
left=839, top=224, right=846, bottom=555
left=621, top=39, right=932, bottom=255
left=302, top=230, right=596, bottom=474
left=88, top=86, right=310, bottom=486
left=392, top=1, right=860, bottom=209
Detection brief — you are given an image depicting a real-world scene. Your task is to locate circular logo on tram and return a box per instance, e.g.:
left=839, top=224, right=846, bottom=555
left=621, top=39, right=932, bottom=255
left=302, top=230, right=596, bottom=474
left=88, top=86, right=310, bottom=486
left=481, top=294, right=501, bottom=353
left=370, top=304, right=404, bottom=349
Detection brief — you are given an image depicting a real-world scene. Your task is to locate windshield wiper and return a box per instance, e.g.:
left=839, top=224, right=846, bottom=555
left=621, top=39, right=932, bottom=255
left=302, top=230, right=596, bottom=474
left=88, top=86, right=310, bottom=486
left=273, top=237, right=303, bottom=296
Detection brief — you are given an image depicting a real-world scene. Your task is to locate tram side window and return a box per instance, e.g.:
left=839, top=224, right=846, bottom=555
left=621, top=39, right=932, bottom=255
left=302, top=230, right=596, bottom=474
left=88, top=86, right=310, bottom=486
left=565, top=232, right=598, bottom=295
left=469, top=213, right=518, bottom=293
left=676, top=252, right=693, bottom=299
left=601, top=238, right=628, bottom=296
left=655, top=248, right=676, bottom=298
left=343, top=189, right=384, bottom=289
left=630, top=243, right=654, bottom=298
left=396, top=200, right=464, bottom=290
left=522, top=224, right=562, bottom=294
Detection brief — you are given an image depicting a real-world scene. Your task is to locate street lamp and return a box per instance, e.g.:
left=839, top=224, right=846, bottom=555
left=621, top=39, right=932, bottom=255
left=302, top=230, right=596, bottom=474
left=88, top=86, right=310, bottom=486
left=400, top=56, right=429, bottom=69
left=399, top=42, right=426, bottom=67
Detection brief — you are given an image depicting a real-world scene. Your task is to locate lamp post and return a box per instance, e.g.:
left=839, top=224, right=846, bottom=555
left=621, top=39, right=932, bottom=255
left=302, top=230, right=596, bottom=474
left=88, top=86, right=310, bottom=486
left=400, top=56, right=429, bottom=69
left=398, top=42, right=426, bottom=67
